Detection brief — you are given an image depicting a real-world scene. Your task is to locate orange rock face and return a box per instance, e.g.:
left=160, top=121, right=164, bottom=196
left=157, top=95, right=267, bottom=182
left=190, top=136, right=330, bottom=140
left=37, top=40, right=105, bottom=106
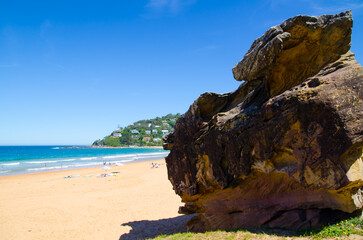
left=163, top=11, right=363, bottom=232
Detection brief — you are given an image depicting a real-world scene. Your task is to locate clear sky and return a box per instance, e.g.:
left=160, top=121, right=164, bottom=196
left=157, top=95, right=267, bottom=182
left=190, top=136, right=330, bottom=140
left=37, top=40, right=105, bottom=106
left=1, top=0, right=362, bottom=145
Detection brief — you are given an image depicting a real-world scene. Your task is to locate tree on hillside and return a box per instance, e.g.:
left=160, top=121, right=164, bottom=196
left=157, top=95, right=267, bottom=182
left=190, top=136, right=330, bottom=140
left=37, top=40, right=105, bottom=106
left=103, top=136, right=121, bottom=147
left=120, top=129, right=132, bottom=145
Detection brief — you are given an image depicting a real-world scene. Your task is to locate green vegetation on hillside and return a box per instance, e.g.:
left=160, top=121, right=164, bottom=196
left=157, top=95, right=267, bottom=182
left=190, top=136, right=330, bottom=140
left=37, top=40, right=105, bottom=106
left=92, top=113, right=180, bottom=147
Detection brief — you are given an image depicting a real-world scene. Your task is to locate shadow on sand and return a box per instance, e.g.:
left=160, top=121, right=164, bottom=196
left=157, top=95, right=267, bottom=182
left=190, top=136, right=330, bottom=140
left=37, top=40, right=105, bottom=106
left=119, top=214, right=195, bottom=240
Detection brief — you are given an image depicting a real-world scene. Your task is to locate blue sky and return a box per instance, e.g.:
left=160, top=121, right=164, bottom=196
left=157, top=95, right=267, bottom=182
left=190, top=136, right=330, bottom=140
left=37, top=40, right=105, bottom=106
left=1, top=0, right=363, bottom=145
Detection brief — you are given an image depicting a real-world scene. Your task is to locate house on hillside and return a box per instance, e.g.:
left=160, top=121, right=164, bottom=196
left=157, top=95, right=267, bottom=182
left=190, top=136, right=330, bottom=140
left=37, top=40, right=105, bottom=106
left=112, top=132, right=122, bottom=137
left=145, top=130, right=151, bottom=135
left=142, top=137, right=151, bottom=142
left=152, top=129, right=158, bottom=134
left=162, top=130, right=169, bottom=135
left=131, top=129, right=139, bottom=134
left=148, top=123, right=152, bottom=127
left=153, top=138, right=162, bottom=142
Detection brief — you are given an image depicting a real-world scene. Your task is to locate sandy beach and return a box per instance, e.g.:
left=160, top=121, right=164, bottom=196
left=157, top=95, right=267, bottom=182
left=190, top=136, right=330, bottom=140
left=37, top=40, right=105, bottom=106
left=0, top=159, right=192, bottom=240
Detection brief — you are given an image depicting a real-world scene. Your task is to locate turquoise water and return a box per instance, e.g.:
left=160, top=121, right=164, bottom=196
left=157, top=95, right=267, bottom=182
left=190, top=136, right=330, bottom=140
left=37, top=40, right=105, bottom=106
left=0, top=146, right=169, bottom=176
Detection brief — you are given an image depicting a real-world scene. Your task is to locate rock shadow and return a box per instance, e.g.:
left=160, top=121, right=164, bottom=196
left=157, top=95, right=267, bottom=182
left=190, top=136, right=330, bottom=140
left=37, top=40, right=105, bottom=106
left=119, top=214, right=195, bottom=240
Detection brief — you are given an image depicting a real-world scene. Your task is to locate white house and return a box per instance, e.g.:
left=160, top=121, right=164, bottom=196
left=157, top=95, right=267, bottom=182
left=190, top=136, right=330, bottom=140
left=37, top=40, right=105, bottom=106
left=145, top=130, right=151, bottom=134
left=153, top=138, right=162, bottom=142
left=152, top=129, right=158, bottom=134
left=112, top=132, right=122, bottom=137
left=161, top=130, right=169, bottom=135
left=131, top=129, right=139, bottom=134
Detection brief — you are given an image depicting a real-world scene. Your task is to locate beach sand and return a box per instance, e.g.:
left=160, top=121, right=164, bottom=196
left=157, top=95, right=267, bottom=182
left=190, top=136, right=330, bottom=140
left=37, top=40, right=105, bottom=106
left=0, top=159, right=192, bottom=240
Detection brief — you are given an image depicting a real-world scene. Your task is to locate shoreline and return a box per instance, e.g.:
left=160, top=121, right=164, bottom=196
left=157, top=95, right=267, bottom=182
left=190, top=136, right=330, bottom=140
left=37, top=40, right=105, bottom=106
left=0, top=159, right=190, bottom=240
left=0, top=147, right=169, bottom=177
left=0, top=157, right=165, bottom=178
left=61, top=145, right=164, bottom=149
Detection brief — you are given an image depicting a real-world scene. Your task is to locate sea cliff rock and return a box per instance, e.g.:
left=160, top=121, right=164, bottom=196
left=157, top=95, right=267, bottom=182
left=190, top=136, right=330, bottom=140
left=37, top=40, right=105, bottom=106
left=163, top=11, right=363, bottom=232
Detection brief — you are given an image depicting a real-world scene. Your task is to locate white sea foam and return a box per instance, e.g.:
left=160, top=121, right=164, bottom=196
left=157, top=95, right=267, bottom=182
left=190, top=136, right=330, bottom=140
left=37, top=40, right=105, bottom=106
left=52, top=147, right=60, bottom=149
left=27, top=166, right=69, bottom=171
left=134, top=153, right=168, bottom=158
left=1, top=162, right=20, bottom=166
left=27, top=167, right=43, bottom=171
left=79, top=157, right=98, bottom=160
left=102, top=155, right=124, bottom=159
left=25, top=160, right=57, bottom=164
left=102, top=154, right=135, bottom=159
left=0, top=170, right=10, bottom=174
left=100, top=153, right=167, bottom=164
left=59, top=159, right=76, bottom=162
left=136, top=153, right=168, bottom=159
left=137, top=152, right=167, bottom=156
left=101, top=152, right=167, bottom=160
left=119, top=159, right=134, bottom=163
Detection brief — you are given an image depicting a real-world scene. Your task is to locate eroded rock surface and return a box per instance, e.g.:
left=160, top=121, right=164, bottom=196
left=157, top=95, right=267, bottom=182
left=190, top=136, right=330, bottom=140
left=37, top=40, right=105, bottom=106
left=163, top=11, right=363, bottom=231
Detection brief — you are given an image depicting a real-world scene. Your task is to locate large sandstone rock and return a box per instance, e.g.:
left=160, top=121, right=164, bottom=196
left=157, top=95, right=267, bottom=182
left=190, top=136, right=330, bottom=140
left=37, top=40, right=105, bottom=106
left=163, top=11, right=363, bottom=232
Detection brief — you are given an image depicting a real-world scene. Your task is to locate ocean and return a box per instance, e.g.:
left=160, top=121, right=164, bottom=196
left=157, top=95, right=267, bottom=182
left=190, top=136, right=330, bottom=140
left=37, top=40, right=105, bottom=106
left=0, top=146, right=169, bottom=176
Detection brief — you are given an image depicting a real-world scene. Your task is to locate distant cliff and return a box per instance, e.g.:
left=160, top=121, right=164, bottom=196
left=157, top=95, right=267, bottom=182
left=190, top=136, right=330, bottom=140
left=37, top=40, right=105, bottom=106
left=93, top=113, right=180, bottom=147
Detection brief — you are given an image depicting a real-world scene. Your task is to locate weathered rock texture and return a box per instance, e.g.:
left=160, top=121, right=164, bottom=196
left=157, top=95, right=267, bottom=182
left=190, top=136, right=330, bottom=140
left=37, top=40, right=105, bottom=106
left=163, top=11, right=363, bottom=231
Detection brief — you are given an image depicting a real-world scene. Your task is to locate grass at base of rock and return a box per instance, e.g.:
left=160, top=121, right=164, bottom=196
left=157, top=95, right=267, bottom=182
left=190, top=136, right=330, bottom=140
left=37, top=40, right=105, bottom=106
left=149, top=216, right=362, bottom=240
left=307, top=216, right=362, bottom=239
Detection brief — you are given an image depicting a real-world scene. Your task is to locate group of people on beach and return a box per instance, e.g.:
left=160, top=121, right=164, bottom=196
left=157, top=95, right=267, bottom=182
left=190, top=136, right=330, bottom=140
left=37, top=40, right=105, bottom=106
left=150, top=163, right=159, bottom=168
